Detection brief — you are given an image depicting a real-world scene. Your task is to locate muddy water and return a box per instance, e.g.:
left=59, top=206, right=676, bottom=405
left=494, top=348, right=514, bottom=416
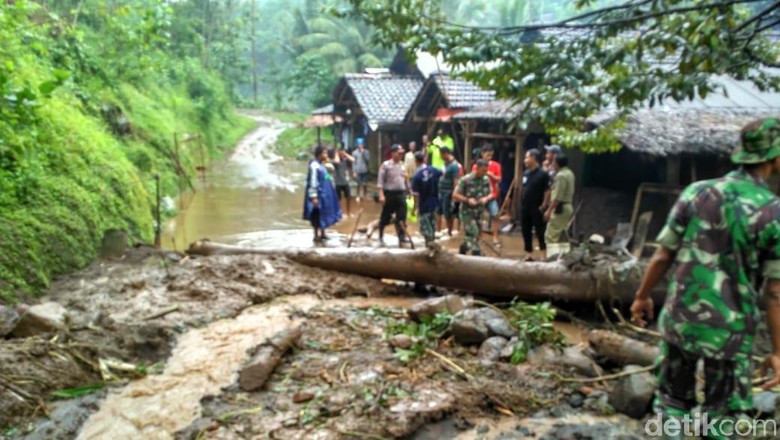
left=161, top=115, right=316, bottom=251
left=77, top=295, right=413, bottom=439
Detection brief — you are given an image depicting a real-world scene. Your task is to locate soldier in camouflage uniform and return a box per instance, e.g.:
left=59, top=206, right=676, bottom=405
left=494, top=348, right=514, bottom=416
left=453, top=159, right=493, bottom=256
left=631, top=118, right=780, bottom=439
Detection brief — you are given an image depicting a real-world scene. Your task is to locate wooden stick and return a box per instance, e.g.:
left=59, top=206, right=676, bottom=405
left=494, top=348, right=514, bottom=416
left=560, top=365, right=654, bottom=383
left=399, top=221, right=415, bottom=250
left=347, top=208, right=365, bottom=248
left=143, top=305, right=180, bottom=321
left=425, top=348, right=469, bottom=378
left=498, top=175, right=518, bottom=216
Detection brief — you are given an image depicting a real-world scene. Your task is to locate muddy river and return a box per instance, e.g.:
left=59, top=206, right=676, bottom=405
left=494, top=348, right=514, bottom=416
left=161, top=114, right=528, bottom=257
left=161, top=115, right=316, bottom=250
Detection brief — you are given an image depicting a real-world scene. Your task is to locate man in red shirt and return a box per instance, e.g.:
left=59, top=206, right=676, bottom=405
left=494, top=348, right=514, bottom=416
left=471, top=144, right=502, bottom=245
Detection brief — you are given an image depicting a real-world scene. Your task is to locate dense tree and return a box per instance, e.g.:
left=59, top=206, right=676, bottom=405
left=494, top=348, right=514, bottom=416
left=341, top=0, right=780, bottom=151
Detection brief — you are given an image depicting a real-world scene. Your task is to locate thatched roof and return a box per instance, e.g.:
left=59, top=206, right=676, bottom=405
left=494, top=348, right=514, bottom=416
left=589, top=74, right=780, bottom=156
left=592, top=109, right=780, bottom=156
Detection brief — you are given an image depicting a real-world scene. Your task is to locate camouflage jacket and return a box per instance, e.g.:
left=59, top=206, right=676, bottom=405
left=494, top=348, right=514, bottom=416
left=657, top=169, right=780, bottom=360
left=455, top=173, right=492, bottom=211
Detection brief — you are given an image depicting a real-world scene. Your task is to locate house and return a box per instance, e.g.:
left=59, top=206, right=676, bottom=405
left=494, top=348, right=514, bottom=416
left=332, top=73, right=424, bottom=172
left=453, top=99, right=547, bottom=220
left=405, top=73, right=496, bottom=155
left=577, top=75, right=780, bottom=241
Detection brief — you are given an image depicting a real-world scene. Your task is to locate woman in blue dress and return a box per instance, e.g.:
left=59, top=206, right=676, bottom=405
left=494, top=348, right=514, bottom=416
left=303, top=146, right=342, bottom=242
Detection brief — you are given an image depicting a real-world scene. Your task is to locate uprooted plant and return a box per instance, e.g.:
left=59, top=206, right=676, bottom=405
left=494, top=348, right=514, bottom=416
left=504, top=300, right=566, bottom=364
left=384, top=311, right=453, bottom=363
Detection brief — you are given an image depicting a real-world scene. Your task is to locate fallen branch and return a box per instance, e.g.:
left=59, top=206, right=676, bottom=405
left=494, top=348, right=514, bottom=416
left=143, top=305, right=180, bottom=321
left=425, top=348, right=469, bottom=378
left=560, top=364, right=655, bottom=383
left=336, top=430, right=390, bottom=440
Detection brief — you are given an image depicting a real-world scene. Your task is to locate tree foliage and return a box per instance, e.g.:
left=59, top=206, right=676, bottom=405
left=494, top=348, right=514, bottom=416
left=341, top=0, right=780, bottom=151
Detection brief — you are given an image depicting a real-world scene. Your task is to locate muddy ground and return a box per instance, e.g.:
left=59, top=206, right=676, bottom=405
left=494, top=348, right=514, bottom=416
left=0, top=247, right=776, bottom=439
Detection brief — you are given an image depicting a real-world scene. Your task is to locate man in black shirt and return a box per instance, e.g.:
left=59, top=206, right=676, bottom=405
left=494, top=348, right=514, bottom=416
left=521, top=149, right=550, bottom=260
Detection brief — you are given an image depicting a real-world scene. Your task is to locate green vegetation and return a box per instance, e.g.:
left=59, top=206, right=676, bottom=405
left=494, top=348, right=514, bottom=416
left=504, top=301, right=565, bottom=364
left=385, top=311, right=453, bottom=364
left=0, top=2, right=255, bottom=302
left=345, top=0, right=780, bottom=151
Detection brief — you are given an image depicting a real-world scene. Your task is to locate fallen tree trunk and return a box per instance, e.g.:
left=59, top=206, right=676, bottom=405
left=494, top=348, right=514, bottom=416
left=588, top=330, right=660, bottom=366
left=187, top=241, right=665, bottom=303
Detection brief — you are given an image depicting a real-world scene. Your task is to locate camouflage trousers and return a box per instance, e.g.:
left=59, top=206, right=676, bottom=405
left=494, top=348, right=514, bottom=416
left=419, top=211, right=436, bottom=245
left=654, top=340, right=753, bottom=439
left=460, top=208, right=482, bottom=254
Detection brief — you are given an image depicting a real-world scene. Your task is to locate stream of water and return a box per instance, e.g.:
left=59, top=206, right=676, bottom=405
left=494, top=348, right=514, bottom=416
left=160, top=115, right=316, bottom=251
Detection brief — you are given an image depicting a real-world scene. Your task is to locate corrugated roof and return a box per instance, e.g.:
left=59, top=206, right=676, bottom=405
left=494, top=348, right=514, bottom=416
left=432, top=74, right=495, bottom=109
left=343, top=74, right=424, bottom=127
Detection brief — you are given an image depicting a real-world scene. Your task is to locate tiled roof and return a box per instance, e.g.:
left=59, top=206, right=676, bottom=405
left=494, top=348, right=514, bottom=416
left=453, top=99, right=519, bottom=121
left=432, top=74, right=495, bottom=109
left=344, top=74, right=424, bottom=127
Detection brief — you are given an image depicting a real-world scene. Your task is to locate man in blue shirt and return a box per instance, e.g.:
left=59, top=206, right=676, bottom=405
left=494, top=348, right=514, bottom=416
left=411, top=151, right=442, bottom=246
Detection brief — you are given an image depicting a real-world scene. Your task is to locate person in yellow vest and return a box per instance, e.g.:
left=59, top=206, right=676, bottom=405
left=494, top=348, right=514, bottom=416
left=430, top=128, right=454, bottom=170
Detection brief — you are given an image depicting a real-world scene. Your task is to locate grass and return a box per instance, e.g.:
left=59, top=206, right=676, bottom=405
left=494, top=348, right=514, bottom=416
left=276, top=125, right=319, bottom=159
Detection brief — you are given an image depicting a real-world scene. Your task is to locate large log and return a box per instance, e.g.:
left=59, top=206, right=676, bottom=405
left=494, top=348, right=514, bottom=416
left=186, top=241, right=665, bottom=303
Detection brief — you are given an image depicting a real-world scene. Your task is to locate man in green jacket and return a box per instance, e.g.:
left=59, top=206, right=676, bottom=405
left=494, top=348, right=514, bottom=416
left=631, top=118, right=780, bottom=439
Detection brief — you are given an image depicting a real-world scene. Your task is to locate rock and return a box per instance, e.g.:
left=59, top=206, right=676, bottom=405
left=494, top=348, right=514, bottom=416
left=609, top=364, right=658, bottom=418
left=0, top=305, right=20, bottom=337
left=549, top=404, right=573, bottom=418
left=293, top=390, right=316, bottom=404
left=527, top=345, right=559, bottom=365
left=389, top=334, right=413, bottom=349
left=527, top=344, right=602, bottom=377
left=239, top=326, right=302, bottom=391
left=408, top=295, right=467, bottom=322
left=485, top=316, right=516, bottom=338
left=12, top=302, right=69, bottom=337
left=583, top=390, right=612, bottom=414
left=568, top=392, right=585, bottom=408
left=478, top=336, right=508, bottom=363
left=100, top=229, right=128, bottom=259
left=500, top=336, right=519, bottom=360
left=450, top=309, right=489, bottom=345
left=753, top=391, right=778, bottom=416
left=561, top=345, right=603, bottom=377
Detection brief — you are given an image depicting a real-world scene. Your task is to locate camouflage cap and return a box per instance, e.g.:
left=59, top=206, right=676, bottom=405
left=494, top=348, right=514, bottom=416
left=731, top=117, right=780, bottom=164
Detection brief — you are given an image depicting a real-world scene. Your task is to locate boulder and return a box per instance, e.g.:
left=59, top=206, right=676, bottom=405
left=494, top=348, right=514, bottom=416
left=449, top=309, right=489, bottom=345
left=408, top=295, right=467, bottom=322
left=477, top=336, right=508, bottom=363
left=609, top=364, right=658, bottom=418
left=484, top=314, right=516, bottom=338
left=0, top=305, right=20, bottom=337
left=500, top=336, right=519, bottom=360
left=12, top=302, right=69, bottom=337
